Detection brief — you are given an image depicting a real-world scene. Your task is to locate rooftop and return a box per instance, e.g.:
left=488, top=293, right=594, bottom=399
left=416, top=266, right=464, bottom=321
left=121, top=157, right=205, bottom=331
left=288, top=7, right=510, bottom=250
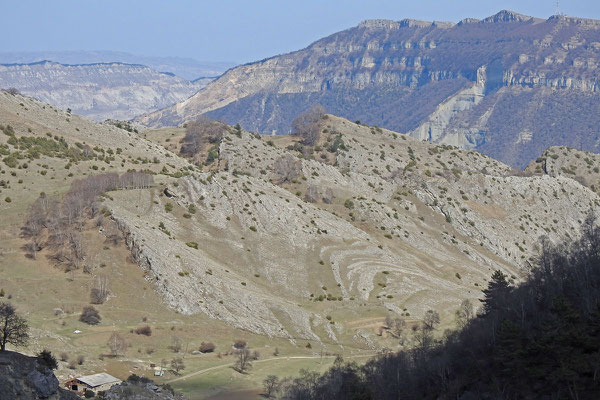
left=77, top=373, right=120, bottom=387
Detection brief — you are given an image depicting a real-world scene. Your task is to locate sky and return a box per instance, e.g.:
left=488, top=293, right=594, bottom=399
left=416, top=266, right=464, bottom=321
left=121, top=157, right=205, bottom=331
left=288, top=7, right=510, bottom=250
left=1, top=0, right=599, bottom=64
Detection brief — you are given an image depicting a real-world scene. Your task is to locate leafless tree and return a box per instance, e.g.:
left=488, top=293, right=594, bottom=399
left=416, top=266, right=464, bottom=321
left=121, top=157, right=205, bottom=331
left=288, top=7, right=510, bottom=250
left=170, top=357, right=185, bottom=374
left=291, top=105, right=325, bottom=146
left=305, top=185, right=320, bottom=203
left=272, top=155, right=303, bottom=184
left=455, top=299, right=475, bottom=329
left=180, top=117, right=228, bottom=157
left=263, top=375, right=280, bottom=398
left=0, top=302, right=29, bottom=351
left=170, top=336, right=182, bottom=353
left=90, top=275, right=109, bottom=304
left=423, top=309, right=440, bottom=331
left=322, top=187, right=334, bottom=204
left=107, top=332, right=127, bottom=356
left=234, top=348, right=252, bottom=373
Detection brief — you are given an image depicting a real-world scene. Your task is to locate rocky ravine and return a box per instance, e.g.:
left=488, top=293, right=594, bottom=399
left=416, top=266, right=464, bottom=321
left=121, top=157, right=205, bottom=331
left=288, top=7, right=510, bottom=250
left=137, top=10, right=600, bottom=168
left=0, top=61, right=209, bottom=121
left=107, top=115, right=599, bottom=342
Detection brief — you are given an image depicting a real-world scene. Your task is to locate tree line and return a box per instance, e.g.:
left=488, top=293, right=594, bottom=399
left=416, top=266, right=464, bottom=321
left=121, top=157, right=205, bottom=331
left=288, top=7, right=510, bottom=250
left=21, top=171, right=153, bottom=270
left=278, top=214, right=600, bottom=400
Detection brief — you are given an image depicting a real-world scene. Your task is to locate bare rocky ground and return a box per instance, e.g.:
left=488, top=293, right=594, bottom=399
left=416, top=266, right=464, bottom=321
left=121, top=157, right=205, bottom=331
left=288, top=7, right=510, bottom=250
left=107, top=115, right=600, bottom=345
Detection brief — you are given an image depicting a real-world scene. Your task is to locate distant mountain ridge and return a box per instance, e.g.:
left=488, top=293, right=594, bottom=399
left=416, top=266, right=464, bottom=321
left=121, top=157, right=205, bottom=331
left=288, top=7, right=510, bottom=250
left=0, top=60, right=210, bottom=121
left=137, top=10, right=600, bottom=168
left=0, top=50, right=234, bottom=80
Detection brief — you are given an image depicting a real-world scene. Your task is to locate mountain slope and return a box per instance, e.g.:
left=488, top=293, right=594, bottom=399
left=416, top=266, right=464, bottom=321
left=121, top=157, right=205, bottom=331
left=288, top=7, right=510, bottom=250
left=111, top=114, right=600, bottom=341
left=0, top=61, right=209, bottom=121
left=137, top=10, right=600, bottom=168
left=0, top=92, right=598, bottom=395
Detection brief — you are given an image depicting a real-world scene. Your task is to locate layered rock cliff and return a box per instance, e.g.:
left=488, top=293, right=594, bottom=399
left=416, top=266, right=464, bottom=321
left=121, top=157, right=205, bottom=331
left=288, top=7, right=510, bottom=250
left=137, top=10, right=600, bottom=168
left=0, top=61, right=208, bottom=121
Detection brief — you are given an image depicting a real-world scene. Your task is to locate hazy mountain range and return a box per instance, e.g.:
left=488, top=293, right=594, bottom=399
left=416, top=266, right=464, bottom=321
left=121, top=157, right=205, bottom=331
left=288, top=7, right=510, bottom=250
left=0, top=60, right=211, bottom=121
left=0, top=50, right=234, bottom=80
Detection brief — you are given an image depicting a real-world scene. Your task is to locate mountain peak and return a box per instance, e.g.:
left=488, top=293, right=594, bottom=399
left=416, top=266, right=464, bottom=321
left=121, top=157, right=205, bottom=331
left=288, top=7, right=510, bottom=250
left=481, top=10, right=535, bottom=23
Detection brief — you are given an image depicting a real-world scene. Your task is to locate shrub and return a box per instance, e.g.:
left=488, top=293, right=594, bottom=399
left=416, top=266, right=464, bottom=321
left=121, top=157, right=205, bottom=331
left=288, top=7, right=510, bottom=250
left=186, top=242, right=199, bottom=249
left=164, top=203, right=173, bottom=212
left=199, top=342, right=216, bottom=353
left=79, top=306, right=101, bottom=325
left=37, top=349, right=58, bottom=370
left=134, top=325, right=152, bottom=336
left=233, top=339, right=247, bottom=349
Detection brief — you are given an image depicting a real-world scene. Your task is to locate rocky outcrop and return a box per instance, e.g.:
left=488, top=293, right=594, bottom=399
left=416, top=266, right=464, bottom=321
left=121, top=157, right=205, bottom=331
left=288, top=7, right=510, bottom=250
left=0, top=351, right=79, bottom=400
left=103, top=376, right=185, bottom=400
left=0, top=61, right=208, bottom=121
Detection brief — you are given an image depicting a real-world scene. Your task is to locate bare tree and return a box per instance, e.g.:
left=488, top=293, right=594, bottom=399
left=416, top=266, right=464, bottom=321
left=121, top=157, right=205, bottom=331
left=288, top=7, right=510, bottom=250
left=0, top=302, right=29, bottom=351
left=272, top=155, right=303, bottom=184
left=291, top=105, right=325, bottom=146
left=90, top=275, right=110, bottom=304
left=263, top=375, right=280, bottom=398
left=170, top=336, right=182, bottom=353
left=180, top=117, right=228, bottom=158
left=305, top=185, right=320, bottom=203
left=107, top=332, right=127, bottom=356
left=171, top=358, right=185, bottom=374
left=423, top=309, right=440, bottom=331
left=322, top=187, right=334, bottom=204
left=234, top=348, right=252, bottom=373
left=455, top=299, right=475, bottom=329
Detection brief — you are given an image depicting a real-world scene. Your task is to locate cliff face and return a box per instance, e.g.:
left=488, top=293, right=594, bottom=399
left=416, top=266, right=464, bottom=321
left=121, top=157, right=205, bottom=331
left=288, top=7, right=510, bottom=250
left=0, top=61, right=208, bottom=121
left=137, top=10, right=600, bottom=167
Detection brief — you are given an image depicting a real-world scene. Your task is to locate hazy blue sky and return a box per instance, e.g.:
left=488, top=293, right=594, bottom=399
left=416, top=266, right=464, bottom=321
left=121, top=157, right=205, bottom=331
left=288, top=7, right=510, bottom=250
left=2, top=0, right=599, bottom=63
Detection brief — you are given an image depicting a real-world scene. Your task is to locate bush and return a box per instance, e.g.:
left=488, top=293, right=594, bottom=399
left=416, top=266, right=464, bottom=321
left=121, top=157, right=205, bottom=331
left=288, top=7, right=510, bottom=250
left=37, top=349, right=58, bottom=370
left=199, top=342, right=216, bottom=353
left=186, top=242, right=198, bottom=249
left=134, top=325, right=152, bottom=336
left=233, top=339, right=247, bottom=349
left=79, top=306, right=101, bottom=325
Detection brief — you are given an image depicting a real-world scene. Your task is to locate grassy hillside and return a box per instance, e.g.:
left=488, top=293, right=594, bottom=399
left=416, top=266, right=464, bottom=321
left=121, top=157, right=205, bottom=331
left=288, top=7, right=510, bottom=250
left=1, top=92, right=599, bottom=399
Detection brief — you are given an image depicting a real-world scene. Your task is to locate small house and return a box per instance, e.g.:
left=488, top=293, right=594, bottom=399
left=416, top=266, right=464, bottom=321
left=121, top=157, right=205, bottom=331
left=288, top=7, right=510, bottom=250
left=65, top=372, right=121, bottom=394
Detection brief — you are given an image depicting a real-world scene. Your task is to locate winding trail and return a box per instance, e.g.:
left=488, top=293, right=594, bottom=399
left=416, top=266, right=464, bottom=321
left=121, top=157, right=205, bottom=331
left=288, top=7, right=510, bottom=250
left=166, top=353, right=377, bottom=383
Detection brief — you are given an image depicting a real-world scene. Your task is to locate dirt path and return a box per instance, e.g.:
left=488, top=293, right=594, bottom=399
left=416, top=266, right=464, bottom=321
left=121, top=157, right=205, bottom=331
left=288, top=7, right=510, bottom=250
left=166, top=353, right=377, bottom=383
